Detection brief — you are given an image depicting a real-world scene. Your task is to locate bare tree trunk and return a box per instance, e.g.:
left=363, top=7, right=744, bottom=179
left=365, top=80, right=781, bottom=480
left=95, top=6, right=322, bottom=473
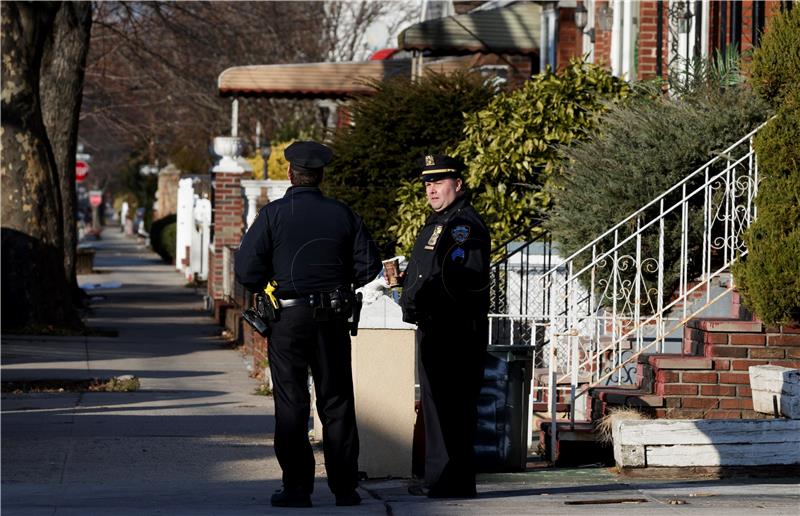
left=1, top=1, right=80, bottom=330
left=40, top=1, right=92, bottom=305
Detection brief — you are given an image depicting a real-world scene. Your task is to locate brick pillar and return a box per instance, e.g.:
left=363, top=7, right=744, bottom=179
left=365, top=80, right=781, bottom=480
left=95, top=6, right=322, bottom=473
left=557, top=7, right=580, bottom=72
left=208, top=137, right=251, bottom=311
left=637, top=1, right=668, bottom=81
left=591, top=0, right=613, bottom=69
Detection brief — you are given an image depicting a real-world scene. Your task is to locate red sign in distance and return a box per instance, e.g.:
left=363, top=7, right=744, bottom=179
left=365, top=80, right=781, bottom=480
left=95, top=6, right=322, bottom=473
left=89, top=191, right=102, bottom=208
left=76, top=160, right=89, bottom=182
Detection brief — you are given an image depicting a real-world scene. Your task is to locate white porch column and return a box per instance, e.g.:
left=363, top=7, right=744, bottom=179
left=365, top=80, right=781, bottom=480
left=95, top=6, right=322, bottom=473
left=193, top=197, right=212, bottom=282
left=240, top=180, right=264, bottom=230
left=265, top=179, right=291, bottom=203
left=176, top=177, right=195, bottom=272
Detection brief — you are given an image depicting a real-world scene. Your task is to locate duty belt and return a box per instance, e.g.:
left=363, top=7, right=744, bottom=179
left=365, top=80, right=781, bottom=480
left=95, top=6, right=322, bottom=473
left=278, top=298, right=310, bottom=308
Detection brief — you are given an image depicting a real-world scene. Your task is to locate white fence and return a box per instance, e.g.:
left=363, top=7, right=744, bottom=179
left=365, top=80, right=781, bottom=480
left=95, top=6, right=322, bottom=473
left=176, top=177, right=211, bottom=282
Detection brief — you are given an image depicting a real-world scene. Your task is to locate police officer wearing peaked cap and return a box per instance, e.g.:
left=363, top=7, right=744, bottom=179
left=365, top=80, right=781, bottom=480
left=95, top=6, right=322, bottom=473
left=399, top=154, right=490, bottom=498
left=235, top=141, right=381, bottom=508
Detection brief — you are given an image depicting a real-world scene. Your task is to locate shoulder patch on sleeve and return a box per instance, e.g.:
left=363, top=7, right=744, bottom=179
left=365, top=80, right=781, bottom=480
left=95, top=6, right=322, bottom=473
left=451, top=225, right=470, bottom=244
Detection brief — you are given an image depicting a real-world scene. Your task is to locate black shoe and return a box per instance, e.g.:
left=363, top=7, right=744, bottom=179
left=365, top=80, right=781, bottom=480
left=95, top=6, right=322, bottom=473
left=270, top=488, right=312, bottom=508
left=335, top=490, right=362, bottom=506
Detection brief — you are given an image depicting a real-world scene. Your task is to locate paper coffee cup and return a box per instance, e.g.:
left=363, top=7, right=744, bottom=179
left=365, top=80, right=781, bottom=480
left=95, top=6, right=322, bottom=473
left=382, top=258, right=400, bottom=288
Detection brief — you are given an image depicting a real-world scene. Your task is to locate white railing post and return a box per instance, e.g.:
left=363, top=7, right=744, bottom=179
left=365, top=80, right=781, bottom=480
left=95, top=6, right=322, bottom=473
left=570, top=335, right=578, bottom=428
left=240, top=180, right=262, bottom=230
left=657, top=199, right=665, bottom=352
left=548, top=338, right=558, bottom=463
left=194, top=198, right=212, bottom=281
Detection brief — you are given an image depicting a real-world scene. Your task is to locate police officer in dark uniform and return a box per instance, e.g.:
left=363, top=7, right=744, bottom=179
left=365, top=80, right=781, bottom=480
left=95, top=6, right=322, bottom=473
left=400, top=154, right=490, bottom=498
left=235, top=141, right=381, bottom=508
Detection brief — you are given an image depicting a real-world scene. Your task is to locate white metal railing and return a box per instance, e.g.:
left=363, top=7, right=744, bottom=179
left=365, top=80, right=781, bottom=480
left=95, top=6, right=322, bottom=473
left=538, top=122, right=767, bottom=459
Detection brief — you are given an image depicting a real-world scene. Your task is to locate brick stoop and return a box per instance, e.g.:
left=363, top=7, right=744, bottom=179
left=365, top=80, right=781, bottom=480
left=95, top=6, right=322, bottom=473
left=588, top=320, right=800, bottom=422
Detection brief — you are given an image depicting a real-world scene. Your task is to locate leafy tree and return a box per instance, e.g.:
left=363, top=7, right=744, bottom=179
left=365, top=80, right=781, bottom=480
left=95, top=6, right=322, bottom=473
left=328, top=70, right=497, bottom=253
left=393, top=59, right=630, bottom=254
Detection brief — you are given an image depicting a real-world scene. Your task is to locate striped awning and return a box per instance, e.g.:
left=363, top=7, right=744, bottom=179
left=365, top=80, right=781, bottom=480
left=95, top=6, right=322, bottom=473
left=218, top=58, right=472, bottom=99
left=398, top=1, right=541, bottom=56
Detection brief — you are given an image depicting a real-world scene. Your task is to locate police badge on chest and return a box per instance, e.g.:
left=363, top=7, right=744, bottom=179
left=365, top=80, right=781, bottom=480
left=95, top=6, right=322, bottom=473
left=424, top=225, right=444, bottom=250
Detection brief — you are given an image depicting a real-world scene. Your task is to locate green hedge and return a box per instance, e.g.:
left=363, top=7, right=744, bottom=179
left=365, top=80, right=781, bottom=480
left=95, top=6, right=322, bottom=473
left=150, top=214, right=177, bottom=264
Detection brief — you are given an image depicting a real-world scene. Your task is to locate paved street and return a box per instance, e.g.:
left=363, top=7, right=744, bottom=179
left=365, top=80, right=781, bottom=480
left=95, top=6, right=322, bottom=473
left=2, top=229, right=799, bottom=515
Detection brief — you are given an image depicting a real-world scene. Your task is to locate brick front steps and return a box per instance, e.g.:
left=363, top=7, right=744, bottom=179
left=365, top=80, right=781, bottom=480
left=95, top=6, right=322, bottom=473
left=590, top=320, right=800, bottom=421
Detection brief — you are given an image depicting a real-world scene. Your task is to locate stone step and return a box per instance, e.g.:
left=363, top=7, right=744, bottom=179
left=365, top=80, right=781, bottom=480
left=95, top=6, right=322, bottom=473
left=531, top=402, right=571, bottom=413
left=591, top=387, right=664, bottom=408
left=648, top=355, right=713, bottom=370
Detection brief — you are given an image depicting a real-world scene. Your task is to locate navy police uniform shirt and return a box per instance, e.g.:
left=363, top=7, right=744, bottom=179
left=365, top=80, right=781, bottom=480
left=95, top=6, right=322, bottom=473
left=235, top=186, right=381, bottom=297
left=400, top=195, right=490, bottom=324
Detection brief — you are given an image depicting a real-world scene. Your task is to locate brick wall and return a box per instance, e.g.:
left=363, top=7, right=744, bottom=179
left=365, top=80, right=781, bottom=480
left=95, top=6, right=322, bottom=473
left=637, top=0, right=668, bottom=80
left=648, top=320, right=800, bottom=419
left=557, top=7, right=581, bottom=72
left=208, top=171, right=245, bottom=303
left=592, top=0, right=613, bottom=70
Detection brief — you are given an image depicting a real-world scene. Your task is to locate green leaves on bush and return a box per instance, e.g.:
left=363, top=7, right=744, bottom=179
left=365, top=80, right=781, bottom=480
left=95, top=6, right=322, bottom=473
left=733, top=89, right=800, bottom=325
left=150, top=214, right=177, bottom=264
left=545, top=83, right=769, bottom=309
left=749, top=6, right=800, bottom=105
left=327, top=71, right=496, bottom=254
left=732, top=7, right=800, bottom=325
left=392, top=59, right=629, bottom=254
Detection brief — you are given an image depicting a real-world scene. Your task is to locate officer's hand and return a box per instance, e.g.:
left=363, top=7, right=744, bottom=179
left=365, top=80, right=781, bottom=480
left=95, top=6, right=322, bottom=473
left=397, top=271, right=406, bottom=286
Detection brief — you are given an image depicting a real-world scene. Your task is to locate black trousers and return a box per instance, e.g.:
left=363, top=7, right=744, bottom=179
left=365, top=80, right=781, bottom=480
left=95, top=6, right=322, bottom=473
left=267, top=305, right=358, bottom=496
left=418, top=317, right=488, bottom=493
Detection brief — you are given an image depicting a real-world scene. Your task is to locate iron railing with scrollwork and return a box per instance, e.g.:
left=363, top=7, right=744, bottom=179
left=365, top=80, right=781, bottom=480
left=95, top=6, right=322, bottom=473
left=536, top=122, right=767, bottom=459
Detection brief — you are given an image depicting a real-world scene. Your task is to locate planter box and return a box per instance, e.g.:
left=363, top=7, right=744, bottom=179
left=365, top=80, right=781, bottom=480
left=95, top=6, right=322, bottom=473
left=613, top=419, right=800, bottom=468
left=749, top=365, right=800, bottom=419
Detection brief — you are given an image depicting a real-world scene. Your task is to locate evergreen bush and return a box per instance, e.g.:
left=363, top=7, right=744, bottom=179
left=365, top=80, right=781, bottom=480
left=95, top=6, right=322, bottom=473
left=327, top=70, right=497, bottom=254
left=733, top=86, right=800, bottom=324
left=545, top=83, right=770, bottom=310
left=732, top=7, right=800, bottom=325
left=748, top=6, right=800, bottom=106
left=150, top=214, right=177, bottom=264
left=392, top=59, right=629, bottom=254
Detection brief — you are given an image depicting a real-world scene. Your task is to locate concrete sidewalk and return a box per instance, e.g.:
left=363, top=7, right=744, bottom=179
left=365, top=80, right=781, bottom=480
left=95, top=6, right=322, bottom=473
left=2, top=229, right=799, bottom=515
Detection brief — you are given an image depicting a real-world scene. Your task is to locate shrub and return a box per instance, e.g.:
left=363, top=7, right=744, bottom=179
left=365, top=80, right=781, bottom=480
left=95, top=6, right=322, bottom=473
left=545, top=82, right=770, bottom=309
left=748, top=6, right=800, bottom=106
left=392, top=59, right=629, bottom=254
left=733, top=87, right=800, bottom=324
left=150, top=214, right=177, bottom=264
left=245, top=140, right=293, bottom=180
left=327, top=70, right=497, bottom=254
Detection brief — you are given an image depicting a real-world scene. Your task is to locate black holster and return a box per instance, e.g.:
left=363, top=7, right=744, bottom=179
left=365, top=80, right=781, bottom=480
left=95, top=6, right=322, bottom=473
left=242, top=292, right=278, bottom=337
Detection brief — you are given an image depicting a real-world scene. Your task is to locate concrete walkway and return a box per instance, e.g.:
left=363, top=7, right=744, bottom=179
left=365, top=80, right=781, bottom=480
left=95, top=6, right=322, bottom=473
left=3, top=229, right=799, bottom=515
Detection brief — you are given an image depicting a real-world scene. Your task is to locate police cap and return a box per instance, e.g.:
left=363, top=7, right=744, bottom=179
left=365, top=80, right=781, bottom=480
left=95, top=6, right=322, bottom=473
left=284, top=141, right=333, bottom=171
left=417, top=154, right=464, bottom=182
